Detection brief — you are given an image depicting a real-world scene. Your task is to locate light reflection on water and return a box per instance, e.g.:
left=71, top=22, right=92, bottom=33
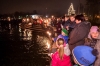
left=0, top=23, right=51, bottom=66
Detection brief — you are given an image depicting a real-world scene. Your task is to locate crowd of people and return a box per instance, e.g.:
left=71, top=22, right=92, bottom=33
left=0, top=14, right=100, bottom=66
left=48, top=14, right=100, bottom=66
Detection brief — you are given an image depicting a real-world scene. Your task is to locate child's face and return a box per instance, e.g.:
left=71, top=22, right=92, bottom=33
left=90, top=32, right=99, bottom=39
left=75, top=19, right=81, bottom=24
left=61, top=31, right=66, bottom=36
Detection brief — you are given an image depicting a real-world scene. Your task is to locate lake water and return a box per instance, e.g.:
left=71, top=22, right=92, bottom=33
left=0, top=22, right=51, bottom=66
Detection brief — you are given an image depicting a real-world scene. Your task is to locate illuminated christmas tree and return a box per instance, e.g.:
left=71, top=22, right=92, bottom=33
left=68, top=3, right=75, bottom=15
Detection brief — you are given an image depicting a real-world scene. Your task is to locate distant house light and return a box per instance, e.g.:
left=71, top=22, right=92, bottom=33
left=31, top=15, right=39, bottom=19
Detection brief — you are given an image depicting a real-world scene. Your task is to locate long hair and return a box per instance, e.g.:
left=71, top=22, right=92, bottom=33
left=57, top=38, right=64, bottom=60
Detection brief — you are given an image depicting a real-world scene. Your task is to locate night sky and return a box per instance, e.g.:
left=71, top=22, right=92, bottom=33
left=0, top=0, right=85, bottom=15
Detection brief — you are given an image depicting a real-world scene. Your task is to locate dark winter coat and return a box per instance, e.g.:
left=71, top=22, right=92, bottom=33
left=94, top=34, right=100, bottom=66
left=68, top=22, right=90, bottom=52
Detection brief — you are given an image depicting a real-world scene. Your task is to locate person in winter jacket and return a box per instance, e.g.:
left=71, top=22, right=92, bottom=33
left=85, top=26, right=99, bottom=48
left=94, top=31, right=100, bottom=66
left=50, top=28, right=69, bottom=55
left=51, top=38, right=72, bottom=66
left=52, top=28, right=69, bottom=43
left=54, top=28, right=69, bottom=44
left=50, top=30, right=68, bottom=54
left=64, top=14, right=76, bottom=35
left=68, top=14, right=90, bottom=52
left=63, top=16, right=70, bottom=28
left=72, top=45, right=96, bottom=66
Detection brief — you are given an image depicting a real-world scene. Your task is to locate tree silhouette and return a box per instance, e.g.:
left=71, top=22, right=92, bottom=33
left=86, top=0, right=100, bottom=17
left=86, top=0, right=100, bottom=24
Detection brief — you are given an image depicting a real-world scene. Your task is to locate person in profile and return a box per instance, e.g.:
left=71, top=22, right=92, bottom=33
left=68, top=14, right=90, bottom=52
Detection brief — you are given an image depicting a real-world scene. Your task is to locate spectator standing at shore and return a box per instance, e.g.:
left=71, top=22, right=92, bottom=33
left=85, top=26, right=99, bottom=48
left=51, top=38, right=72, bottom=66
left=64, top=14, right=76, bottom=35
left=93, top=27, right=100, bottom=66
left=68, top=14, right=90, bottom=52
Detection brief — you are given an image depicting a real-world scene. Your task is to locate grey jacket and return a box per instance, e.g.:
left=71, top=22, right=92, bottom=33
left=68, top=22, right=90, bottom=51
left=94, top=34, right=100, bottom=66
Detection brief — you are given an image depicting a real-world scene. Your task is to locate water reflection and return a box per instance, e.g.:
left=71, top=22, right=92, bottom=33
left=0, top=21, right=51, bottom=66
left=22, top=29, right=32, bottom=41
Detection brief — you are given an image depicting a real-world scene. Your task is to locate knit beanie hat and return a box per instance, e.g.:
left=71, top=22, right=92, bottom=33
left=62, top=28, right=68, bottom=36
left=72, top=45, right=96, bottom=66
left=88, top=26, right=99, bottom=39
left=90, top=26, right=99, bottom=33
left=56, top=35, right=66, bottom=48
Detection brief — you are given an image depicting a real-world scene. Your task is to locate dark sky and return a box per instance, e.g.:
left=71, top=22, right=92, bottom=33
left=0, top=0, right=86, bottom=15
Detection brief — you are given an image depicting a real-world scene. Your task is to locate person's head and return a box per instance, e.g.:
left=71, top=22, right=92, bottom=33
left=72, top=46, right=96, bottom=66
left=56, top=35, right=65, bottom=48
left=75, top=14, right=85, bottom=24
left=70, top=14, right=75, bottom=22
left=85, top=16, right=89, bottom=21
left=57, top=38, right=64, bottom=60
left=65, top=16, right=69, bottom=21
left=61, top=28, right=68, bottom=36
left=57, top=38, right=64, bottom=46
left=89, top=26, right=99, bottom=39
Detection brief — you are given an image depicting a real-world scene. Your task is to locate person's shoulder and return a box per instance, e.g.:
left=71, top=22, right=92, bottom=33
left=79, top=22, right=88, bottom=27
left=52, top=51, right=59, bottom=57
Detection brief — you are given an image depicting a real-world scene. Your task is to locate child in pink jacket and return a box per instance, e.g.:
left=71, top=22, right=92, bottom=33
left=51, top=38, right=72, bottom=66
